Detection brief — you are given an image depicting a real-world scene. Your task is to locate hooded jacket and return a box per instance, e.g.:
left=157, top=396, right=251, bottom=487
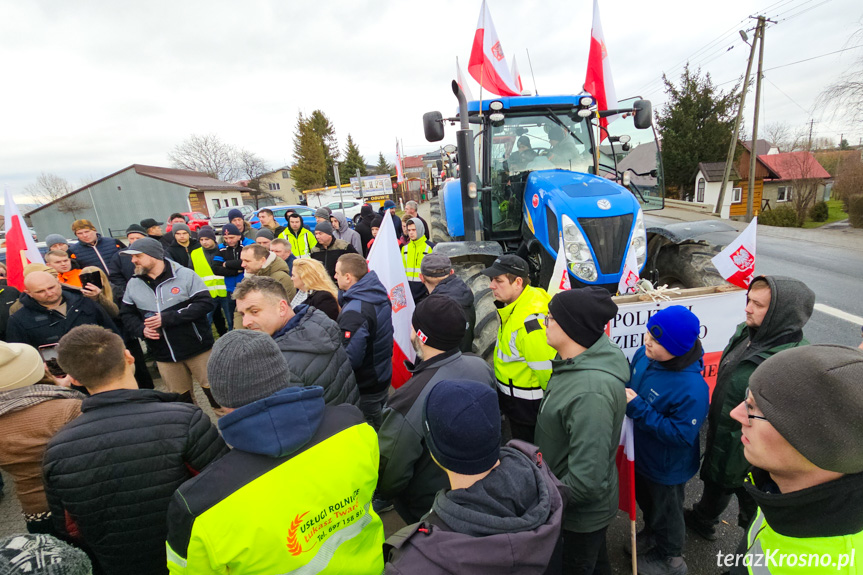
left=355, top=205, right=376, bottom=256
left=6, top=288, right=120, bottom=348
left=626, top=345, right=710, bottom=485
left=377, top=349, right=495, bottom=523
left=68, top=234, right=125, bottom=273
left=278, top=222, right=317, bottom=258
left=43, top=389, right=227, bottom=575
left=701, top=275, right=815, bottom=488
left=273, top=305, right=361, bottom=408
left=430, top=274, right=476, bottom=354
left=338, top=271, right=393, bottom=394
left=331, top=211, right=363, bottom=254
left=384, top=441, right=567, bottom=574
left=166, top=386, right=385, bottom=575
left=166, top=237, right=201, bottom=269
left=312, top=236, right=357, bottom=280
left=534, top=335, right=630, bottom=533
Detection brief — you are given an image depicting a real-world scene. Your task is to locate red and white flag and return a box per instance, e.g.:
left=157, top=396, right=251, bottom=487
left=468, top=0, right=521, bottom=97
left=367, top=208, right=416, bottom=389
left=3, top=188, right=44, bottom=290
left=617, top=245, right=641, bottom=295
left=456, top=56, right=474, bottom=102
left=711, top=218, right=757, bottom=289
left=616, top=416, right=636, bottom=521
left=547, top=235, right=571, bottom=297
left=584, top=0, right=618, bottom=139
left=510, top=55, right=523, bottom=93
left=395, top=140, right=405, bottom=183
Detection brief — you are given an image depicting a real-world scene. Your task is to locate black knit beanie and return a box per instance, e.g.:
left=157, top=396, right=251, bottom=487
left=548, top=287, right=618, bottom=348
left=412, top=294, right=466, bottom=352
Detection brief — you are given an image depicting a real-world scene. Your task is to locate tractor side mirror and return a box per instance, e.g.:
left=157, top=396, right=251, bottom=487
left=423, top=111, right=445, bottom=142
left=633, top=100, right=653, bottom=130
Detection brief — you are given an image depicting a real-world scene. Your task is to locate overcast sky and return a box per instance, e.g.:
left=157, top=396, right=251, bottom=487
left=2, top=0, right=861, bottom=202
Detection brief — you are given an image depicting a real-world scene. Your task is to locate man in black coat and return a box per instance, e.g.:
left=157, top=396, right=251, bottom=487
left=419, top=254, right=476, bottom=354
left=43, top=325, right=227, bottom=575
left=5, top=271, right=119, bottom=348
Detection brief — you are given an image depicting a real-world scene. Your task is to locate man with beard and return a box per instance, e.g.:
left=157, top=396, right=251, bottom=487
left=119, top=238, right=222, bottom=413
left=376, top=294, right=494, bottom=523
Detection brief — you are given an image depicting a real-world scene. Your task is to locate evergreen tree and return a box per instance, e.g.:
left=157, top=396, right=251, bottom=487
left=374, top=152, right=393, bottom=176
left=656, top=64, right=738, bottom=197
left=342, top=134, right=367, bottom=178
left=291, top=113, right=327, bottom=191
left=307, top=110, right=340, bottom=186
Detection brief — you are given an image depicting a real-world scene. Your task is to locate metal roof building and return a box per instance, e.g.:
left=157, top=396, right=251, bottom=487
left=26, top=164, right=252, bottom=240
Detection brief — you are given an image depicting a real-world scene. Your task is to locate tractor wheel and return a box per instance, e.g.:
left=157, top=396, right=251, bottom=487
left=452, top=261, right=499, bottom=364
left=652, top=241, right=726, bottom=289
left=429, top=197, right=452, bottom=243
left=526, top=242, right=554, bottom=291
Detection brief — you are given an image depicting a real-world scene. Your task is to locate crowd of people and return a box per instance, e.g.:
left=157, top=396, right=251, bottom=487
left=0, top=203, right=861, bottom=575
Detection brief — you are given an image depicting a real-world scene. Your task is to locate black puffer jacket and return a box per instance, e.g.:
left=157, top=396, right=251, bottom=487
left=43, top=389, right=227, bottom=575
left=431, top=274, right=476, bottom=354
left=273, top=305, right=360, bottom=407
left=6, top=288, right=120, bottom=347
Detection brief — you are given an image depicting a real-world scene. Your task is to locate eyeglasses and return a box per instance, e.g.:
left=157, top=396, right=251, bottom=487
left=544, top=314, right=554, bottom=327
left=744, top=388, right=769, bottom=423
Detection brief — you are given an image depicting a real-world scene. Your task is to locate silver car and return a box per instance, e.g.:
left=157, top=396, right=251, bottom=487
left=209, top=205, right=255, bottom=234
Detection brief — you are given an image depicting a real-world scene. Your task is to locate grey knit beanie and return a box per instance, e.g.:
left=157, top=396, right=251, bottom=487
left=44, top=234, right=68, bottom=248
left=749, top=344, right=863, bottom=474
left=255, top=228, right=274, bottom=240
left=207, top=330, right=298, bottom=408
left=315, top=207, right=330, bottom=219
left=0, top=534, right=91, bottom=574
left=171, top=223, right=190, bottom=235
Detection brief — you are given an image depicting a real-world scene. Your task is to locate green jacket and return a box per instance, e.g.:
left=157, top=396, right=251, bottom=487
left=701, top=275, right=814, bottom=489
left=534, top=335, right=630, bottom=533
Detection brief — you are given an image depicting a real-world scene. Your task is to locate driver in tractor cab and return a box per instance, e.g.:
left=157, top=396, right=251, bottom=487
left=482, top=255, right=557, bottom=444
left=547, top=125, right=581, bottom=169
left=508, top=135, right=537, bottom=173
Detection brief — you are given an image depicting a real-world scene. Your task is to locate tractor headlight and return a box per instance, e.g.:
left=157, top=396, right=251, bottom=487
left=561, top=214, right=597, bottom=281
left=630, top=208, right=647, bottom=267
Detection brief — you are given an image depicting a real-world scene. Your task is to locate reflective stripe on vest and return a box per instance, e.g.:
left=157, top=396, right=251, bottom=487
left=402, top=240, right=432, bottom=281
left=497, top=380, right=545, bottom=400
left=493, top=286, right=554, bottom=396
left=280, top=228, right=317, bottom=259
left=190, top=248, right=227, bottom=297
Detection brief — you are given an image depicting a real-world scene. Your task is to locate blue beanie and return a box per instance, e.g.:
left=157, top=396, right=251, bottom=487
left=383, top=199, right=395, bottom=209
left=423, top=380, right=501, bottom=475
left=222, top=223, right=241, bottom=237
left=646, top=306, right=701, bottom=357
left=228, top=209, right=244, bottom=221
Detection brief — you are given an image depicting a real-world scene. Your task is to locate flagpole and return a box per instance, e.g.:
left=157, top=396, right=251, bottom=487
left=630, top=520, right=637, bottom=574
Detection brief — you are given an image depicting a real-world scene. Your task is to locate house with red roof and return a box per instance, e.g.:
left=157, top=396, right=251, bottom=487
left=758, top=152, right=831, bottom=209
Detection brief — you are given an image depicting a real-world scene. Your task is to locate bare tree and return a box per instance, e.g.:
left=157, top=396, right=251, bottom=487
left=236, top=149, right=272, bottom=208
left=24, top=172, right=73, bottom=206
left=820, top=24, right=863, bottom=123
left=787, top=149, right=828, bottom=225
left=168, top=134, right=240, bottom=182
left=763, top=122, right=792, bottom=153
left=56, top=195, right=92, bottom=220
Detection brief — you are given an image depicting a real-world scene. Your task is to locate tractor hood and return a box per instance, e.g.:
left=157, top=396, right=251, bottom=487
left=525, top=169, right=640, bottom=217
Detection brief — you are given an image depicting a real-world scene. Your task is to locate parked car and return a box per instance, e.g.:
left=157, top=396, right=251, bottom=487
left=249, top=205, right=317, bottom=233
left=165, top=212, right=210, bottom=233
left=0, top=242, right=50, bottom=265
left=326, top=200, right=364, bottom=223
left=209, top=205, right=255, bottom=234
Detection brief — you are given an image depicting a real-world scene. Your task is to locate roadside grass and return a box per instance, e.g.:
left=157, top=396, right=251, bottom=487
left=803, top=199, right=848, bottom=229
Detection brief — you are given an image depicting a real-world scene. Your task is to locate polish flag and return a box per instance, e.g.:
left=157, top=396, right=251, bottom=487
left=456, top=57, right=474, bottom=102
left=395, top=140, right=405, bottom=183
left=711, top=218, right=757, bottom=289
left=547, top=235, right=571, bottom=297
left=616, top=416, right=636, bottom=521
left=584, top=0, right=619, bottom=139
left=511, top=55, right=523, bottom=93
left=617, top=245, right=641, bottom=295
left=367, top=208, right=416, bottom=389
left=3, top=188, right=44, bottom=290
left=468, top=0, right=521, bottom=97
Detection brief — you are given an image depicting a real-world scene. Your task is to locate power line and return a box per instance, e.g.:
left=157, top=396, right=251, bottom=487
left=764, top=75, right=812, bottom=115
left=774, top=0, right=834, bottom=22
left=716, top=44, right=863, bottom=86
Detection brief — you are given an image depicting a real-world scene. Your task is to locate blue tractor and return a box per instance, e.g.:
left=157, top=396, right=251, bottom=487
left=423, top=82, right=731, bottom=358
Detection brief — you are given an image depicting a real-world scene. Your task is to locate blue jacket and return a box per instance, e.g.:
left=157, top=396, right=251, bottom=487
left=212, top=238, right=255, bottom=293
left=68, top=235, right=125, bottom=273
left=625, top=346, right=709, bottom=485
left=337, top=271, right=393, bottom=394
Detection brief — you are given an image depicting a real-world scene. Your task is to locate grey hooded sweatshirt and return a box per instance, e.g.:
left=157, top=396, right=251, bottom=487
left=384, top=440, right=567, bottom=574
left=331, top=212, right=363, bottom=254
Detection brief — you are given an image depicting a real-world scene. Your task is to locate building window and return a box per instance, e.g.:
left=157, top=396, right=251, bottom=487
left=777, top=186, right=792, bottom=202
left=212, top=199, right=221, bottom=212
left=282, top=171, right=290, bottom=179
left=697, top=178, right=705, bottom=203
left=732, top=187, right=742, bottom=204
left=231, top=198, right=239, bottom=206
left=268, top=183, right=281, bottom=191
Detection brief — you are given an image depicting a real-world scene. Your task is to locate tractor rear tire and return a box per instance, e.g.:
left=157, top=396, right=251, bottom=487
left=429, top=197, right=452, bottom=243
left=452, top=262, right=499, bottom=364
left=652, top=241, right=726, bottom=289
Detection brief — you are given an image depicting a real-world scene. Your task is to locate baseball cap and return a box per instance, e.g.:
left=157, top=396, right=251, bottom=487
left=140, top=218, right=164, bottom=229
left=481, top=254, right=529, bottom=279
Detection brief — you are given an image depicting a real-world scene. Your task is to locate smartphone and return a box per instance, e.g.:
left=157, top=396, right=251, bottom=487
left=39, top=344, right=66, bottom=378
left=79, top=271, right=103, bottom=290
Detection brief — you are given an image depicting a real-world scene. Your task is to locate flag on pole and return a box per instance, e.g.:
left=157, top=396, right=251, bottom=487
left=456, top=56, right=474, bottom=102
left=3, top=188, right=44, bottom=290
left=468, top=0, right=521, bottom=97
left=584, top=0, right=619, bottom=139
left=616, top=416, right=636, bottom=521
left=367, top=208, right=416, bottom=389
left=710, top=218, right=757, bottom=289
left=547, top=235, right=571, bottom=297
left=511, top=55, right=523, bottom=93
left=617, top=246, right=641, bottom=295
left=395, top=140, right=405, bottom=183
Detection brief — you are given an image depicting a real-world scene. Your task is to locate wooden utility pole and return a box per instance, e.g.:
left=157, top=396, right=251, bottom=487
left=746, top=16, right=767, bottom=222
left=715, top=24, right=761, bottom=216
